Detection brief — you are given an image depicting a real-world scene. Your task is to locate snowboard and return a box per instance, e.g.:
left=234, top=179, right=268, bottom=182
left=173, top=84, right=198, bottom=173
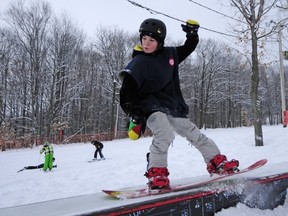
left=102, top=159, right=267, bottom=199
left=17, top=168, right=25, bottom=173
left=88, top=158, right=106, bottom=163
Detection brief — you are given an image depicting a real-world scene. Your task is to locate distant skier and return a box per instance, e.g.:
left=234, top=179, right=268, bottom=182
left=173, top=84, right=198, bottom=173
left=17, top=158, right=57, bottom=173
left=91, top=140, right=105, bottom=160
left=40, top=141, right=54, bottom=171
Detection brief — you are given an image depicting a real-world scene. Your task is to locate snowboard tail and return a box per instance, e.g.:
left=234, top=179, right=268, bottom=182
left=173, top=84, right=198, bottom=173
left=103, top=159, right=267, bottom=199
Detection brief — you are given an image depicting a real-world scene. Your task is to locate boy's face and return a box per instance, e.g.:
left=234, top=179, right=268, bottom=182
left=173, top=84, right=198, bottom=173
left=141, top=35, right=158, bottom=54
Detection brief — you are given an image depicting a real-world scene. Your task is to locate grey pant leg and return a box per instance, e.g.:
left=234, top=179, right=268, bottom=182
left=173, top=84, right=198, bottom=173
left=168, top=116, right=220, bottom=164
left=146, top=112, right=175, bottom=168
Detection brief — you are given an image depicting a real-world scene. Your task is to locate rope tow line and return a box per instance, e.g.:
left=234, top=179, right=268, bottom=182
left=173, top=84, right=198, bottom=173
left=126, top=0, right=239, bottom=38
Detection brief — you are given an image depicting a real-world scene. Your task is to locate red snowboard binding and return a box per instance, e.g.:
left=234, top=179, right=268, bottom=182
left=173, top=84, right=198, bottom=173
left=207, top=154, right=239, bottom=175
left=145, top=167, right=170, bottom=189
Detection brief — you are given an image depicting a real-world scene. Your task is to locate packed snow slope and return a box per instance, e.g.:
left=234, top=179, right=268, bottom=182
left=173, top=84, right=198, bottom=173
left=0, top=125, right=288, bottom=216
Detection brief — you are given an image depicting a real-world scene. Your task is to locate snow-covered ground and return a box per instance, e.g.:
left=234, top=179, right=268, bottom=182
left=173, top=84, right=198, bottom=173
left=0, top=125, right=288, bottom=215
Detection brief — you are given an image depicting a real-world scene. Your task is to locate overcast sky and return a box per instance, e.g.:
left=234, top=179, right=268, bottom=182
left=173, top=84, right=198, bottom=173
left=0, top=0, right=239, bottom=40
left=49, top=0, right=233, bottom=41
left=0, top=0, right=287, bottom=63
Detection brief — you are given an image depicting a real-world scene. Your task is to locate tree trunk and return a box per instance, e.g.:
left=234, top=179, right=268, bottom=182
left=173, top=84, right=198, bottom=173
left=110, top=77, right=116, bottom=140
left=250, top=30, right=263, bottom=146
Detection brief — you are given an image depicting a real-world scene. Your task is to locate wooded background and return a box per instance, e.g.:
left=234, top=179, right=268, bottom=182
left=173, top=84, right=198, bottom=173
left=0, top=0, right=287, bottom=149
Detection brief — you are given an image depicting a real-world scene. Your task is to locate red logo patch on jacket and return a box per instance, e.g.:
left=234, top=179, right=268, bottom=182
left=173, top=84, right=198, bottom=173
left=169, top=58, right=174, bottom=66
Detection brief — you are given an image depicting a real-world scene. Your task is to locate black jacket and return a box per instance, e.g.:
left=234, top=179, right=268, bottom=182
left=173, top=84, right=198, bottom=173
left=120, top=34, right=199, bottom=118
left=92, top=141, right=104, bottom=149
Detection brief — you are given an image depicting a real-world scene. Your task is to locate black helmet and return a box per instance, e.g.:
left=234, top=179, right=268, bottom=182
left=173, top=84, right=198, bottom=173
left=139, top=18, right=166, bottom=45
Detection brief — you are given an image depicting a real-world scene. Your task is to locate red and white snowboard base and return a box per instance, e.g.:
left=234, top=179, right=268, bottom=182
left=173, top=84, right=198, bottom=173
left=103, top=159, right=267, bottom=199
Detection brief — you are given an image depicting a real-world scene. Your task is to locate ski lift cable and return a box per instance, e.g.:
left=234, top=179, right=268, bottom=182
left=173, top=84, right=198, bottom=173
left=186, top=0, right=246, bottom=25
left=187, top=0, right=288, bottom=36
left=126, top=0, right=239, bottom=38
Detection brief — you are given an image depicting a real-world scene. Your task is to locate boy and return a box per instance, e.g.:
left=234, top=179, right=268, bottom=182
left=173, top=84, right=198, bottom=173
left=91, top=140, right=105, bottom=160
left=120, top=18, right=239, bottom=189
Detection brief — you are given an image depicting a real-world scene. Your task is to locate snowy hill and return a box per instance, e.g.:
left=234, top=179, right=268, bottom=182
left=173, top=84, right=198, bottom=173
left=0, top=125, right=288, bottom=216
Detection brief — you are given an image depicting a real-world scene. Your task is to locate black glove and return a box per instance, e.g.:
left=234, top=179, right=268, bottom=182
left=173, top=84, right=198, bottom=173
left=124, top=103, right=144, bottom=117
left=121, top=102, right=134, bottom=115
left=131, top=115, right=145, bottom=124
left=181, top=19, right=200, bottom=36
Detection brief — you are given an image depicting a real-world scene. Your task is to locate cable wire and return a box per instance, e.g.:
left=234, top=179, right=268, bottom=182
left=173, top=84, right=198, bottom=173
left=126, top=0, right=239, bottom=38
left=187, top=0, right=246, bottom=25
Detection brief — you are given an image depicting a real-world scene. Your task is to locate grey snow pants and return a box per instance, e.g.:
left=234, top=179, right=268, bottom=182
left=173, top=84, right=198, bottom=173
left=146, top=111, right=220, bottom=169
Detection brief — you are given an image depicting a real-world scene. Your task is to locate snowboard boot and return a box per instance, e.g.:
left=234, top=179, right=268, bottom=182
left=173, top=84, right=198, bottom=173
left=145, top=167, right=170, bottom=189
left=207, top=154, right=239, bottom=175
